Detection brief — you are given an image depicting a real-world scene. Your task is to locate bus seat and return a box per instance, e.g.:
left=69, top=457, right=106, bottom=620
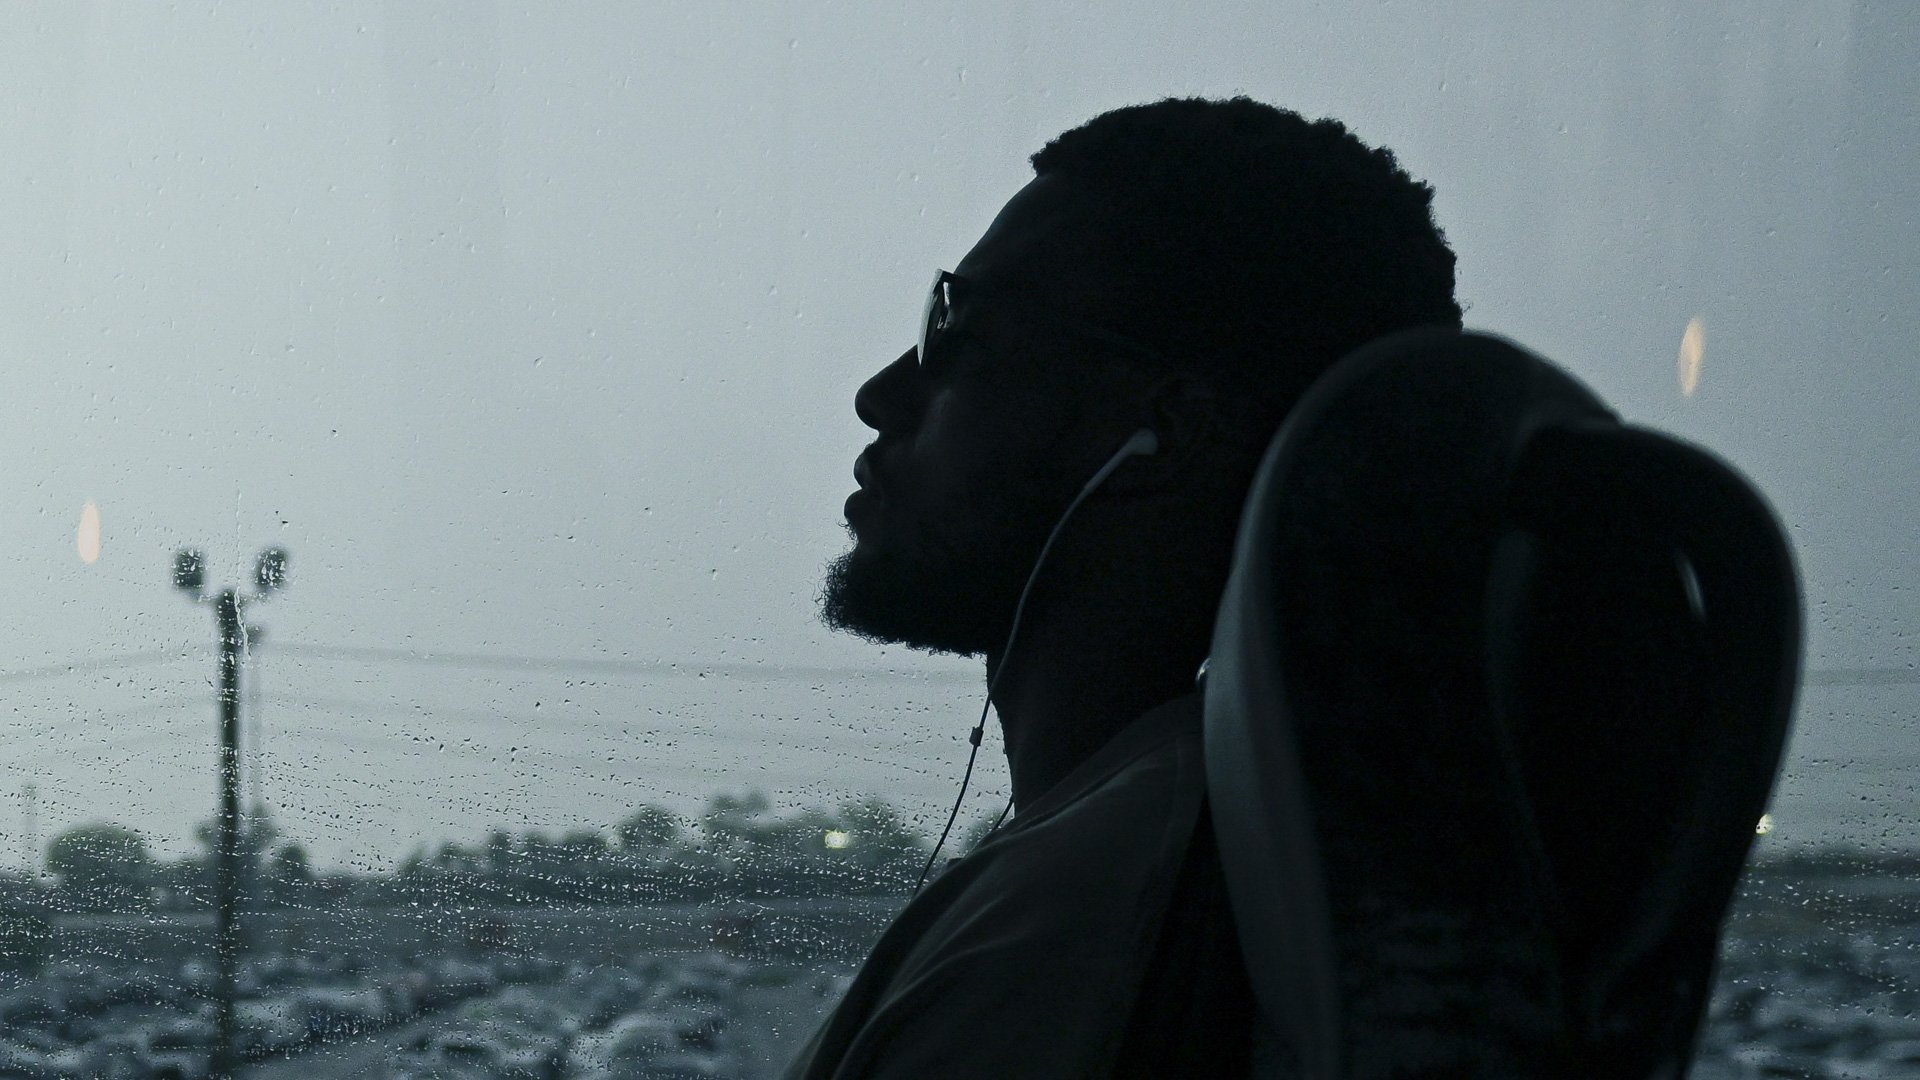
left=1203, top=327, right=1801, bottom=1077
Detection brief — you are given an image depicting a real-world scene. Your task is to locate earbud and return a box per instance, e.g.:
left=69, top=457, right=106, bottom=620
left=1121, top=427, right=1161, bottom=458
left=1076, top=427, right=1161, bottom=497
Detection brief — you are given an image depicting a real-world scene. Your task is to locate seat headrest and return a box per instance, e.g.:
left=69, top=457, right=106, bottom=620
left=1204, top=327, right=1800, bottom=1076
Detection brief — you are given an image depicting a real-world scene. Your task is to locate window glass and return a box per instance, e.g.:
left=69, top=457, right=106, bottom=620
left=0, top=4, right=1911, bottom=1077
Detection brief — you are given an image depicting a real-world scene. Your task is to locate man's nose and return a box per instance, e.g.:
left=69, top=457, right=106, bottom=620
left=854, top=348, right=921, bottom=433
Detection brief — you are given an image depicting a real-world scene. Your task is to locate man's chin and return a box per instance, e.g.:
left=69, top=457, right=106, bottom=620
left=819, top=544, right=998, bottom=658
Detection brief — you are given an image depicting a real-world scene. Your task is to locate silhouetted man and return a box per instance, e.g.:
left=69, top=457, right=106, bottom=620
left=792, top=97, right=1465, bottom=1078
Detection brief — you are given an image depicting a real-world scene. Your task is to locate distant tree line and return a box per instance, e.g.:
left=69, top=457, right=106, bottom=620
left=0, top=791, right=976, bottom=917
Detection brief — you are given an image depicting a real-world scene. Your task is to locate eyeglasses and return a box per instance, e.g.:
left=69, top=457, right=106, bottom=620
left=918, top=270, right=1177, bottom=374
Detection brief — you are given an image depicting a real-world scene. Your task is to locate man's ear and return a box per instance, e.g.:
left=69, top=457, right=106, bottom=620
left=1096, top=375, right=1224, bottom=497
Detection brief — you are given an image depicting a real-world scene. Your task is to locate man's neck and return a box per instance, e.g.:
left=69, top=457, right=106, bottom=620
left=986, top=594, right=1206, bottom=809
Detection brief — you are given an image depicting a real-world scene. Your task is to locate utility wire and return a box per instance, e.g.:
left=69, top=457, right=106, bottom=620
left=266, top=644, right=1920, bottom=688
left=2, top=695, right=221, bottom=760
left=153, top=643, right=1920, bottom=690
left=9, top=692, right=941, bottom=780
left=269, top=642, right=979, bottom=684
left=0, top=643, right=1911, bottom=686
left=0, top=647, right=202, bottom=683
left=1802, top=668, right=1920, bottom=687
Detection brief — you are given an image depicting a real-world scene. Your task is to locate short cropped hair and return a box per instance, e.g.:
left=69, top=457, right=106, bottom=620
left=1031, top=97, right=1463, bottom=420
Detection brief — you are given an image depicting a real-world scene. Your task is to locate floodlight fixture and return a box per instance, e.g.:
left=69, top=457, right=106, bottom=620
left=254, top=547, right=288, bottom=596
left=173, top=549, right=206, bottom=599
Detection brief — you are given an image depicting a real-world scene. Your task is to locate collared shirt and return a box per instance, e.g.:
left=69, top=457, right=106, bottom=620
left=781, top=692, right=1260, bottom=1079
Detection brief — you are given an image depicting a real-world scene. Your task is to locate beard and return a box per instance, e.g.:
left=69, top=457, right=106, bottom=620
left=820, top=489, right=1056, bottom=658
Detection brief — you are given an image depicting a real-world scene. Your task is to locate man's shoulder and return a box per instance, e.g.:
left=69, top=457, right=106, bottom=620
left=1003, top=691, right=1205, bottom=834
left=780, top=696, right=1212, bottom=1080
left=973, top=700, right=1201, bottom=871
left=908, top=696, right=1208, bottom=956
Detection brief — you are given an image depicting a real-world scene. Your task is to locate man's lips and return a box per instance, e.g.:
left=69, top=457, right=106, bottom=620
left=847, top=449, right=886, bottom=528
left=844, top=486, right=881, bottom=527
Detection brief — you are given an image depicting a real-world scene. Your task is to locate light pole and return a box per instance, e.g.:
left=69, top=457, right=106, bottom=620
left=242, top=621, right=268, bottom=931
left=174, top=546, right=287, bottom=1080
left=244, top=623, right=266, bottom=817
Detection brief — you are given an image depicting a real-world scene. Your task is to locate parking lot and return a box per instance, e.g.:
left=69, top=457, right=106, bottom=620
left=1, top=872, right=1916, bottom=1079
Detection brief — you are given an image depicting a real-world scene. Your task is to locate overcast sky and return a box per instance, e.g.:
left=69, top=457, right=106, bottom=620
left=0, top=1, right=1912, bottom=868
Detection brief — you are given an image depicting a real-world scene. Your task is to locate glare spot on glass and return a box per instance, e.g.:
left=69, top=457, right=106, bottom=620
left=823, top=829, right=852, bottom=850
left=77, top=501, right=102, bottom=565
left=1755, top=812, right=1774, bottom=836
left=1678, top=316, right=1706, bottom=397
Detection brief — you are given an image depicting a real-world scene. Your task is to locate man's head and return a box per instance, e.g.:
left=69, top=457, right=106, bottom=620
left=822, top=97, right=1461, bottom=658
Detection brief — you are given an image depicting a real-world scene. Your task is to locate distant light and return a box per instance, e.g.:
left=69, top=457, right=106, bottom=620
left=1679, top=317, right=1706, bottom=397
left=77, top=501, right=101, bottom=565
left=1755, top=813, right=1773, bottom=836
left=823, top=830, right=852, bottom=850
